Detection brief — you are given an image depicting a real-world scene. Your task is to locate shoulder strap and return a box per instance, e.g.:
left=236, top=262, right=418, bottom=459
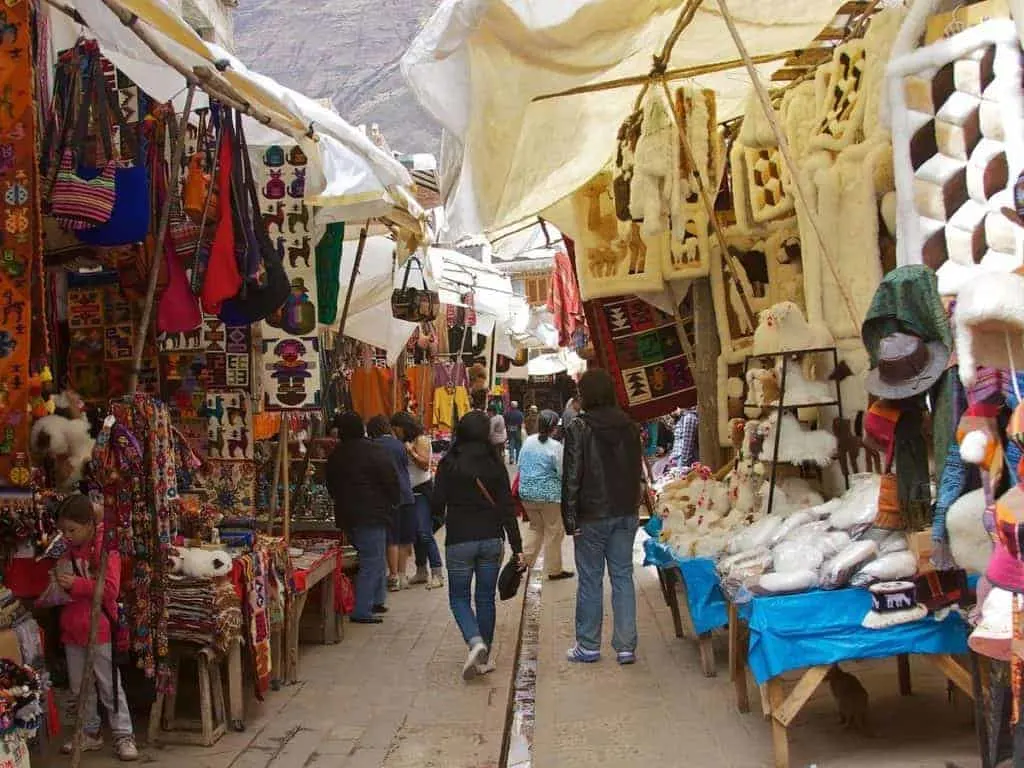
left=475, top=478, right=496, bottom=506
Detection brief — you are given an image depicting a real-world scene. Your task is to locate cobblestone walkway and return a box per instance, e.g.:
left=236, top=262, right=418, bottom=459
left=41, top=529, right=983, bottom=768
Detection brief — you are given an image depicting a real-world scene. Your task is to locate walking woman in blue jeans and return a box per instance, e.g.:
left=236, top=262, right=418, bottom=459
left=561, top=369, right=644, bottom=665
left=432, top=411, right=524, bottom=681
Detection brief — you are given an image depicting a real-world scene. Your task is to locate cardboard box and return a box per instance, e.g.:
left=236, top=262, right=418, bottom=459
left=908, top=529, right=934, bottom=573
left=0, top=629, right=23, bottom=665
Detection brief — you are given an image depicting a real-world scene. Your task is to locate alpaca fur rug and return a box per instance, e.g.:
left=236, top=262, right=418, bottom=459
left=569, top=171, right=666, bottom=301
left=665, top=87, right=722, bottom=280
left=886, top=17, right=1024, bottom=271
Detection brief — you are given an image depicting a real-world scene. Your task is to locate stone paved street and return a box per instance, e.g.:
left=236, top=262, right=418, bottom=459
left=40, top=530, right=982, bottom=768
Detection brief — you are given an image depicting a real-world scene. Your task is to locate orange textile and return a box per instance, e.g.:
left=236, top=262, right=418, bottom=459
left=407, top=365, right=435, bottom=429
left=350, top=367, right=394, bottom=420
left=0, top=0, right=40, bottom=486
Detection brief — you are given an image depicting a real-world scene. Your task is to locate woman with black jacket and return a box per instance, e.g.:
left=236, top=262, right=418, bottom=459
left=562, top=369, right=643, bottom=665
left=432, top=411, right=524, bottom=680
left=326, top=412, right=401, bottom=624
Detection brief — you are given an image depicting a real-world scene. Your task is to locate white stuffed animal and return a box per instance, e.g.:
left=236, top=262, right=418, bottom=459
left=758, top=475, right=824, bottom=515
left=946, top=489, right=989, bottom=574
left=170, top=547, right=233, bottom=579
left=776, top=357, right=834, bottom=406
left=757, top=412, right=837, bottom=467
left=30, top=397, right=95, bottom=490
left=752, top=301, right=835, bottom=379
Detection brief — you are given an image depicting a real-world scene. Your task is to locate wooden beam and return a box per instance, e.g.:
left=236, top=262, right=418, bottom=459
left=531, top=50, right=798, bottom=103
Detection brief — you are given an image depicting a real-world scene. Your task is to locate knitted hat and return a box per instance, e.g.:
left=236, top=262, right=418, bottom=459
left=954, top=271, right=1024, bottom=387
left=968, top=586, right=1014, bottom=661
left=862, top=581, right=928, bottom=629
left=988, top=486, right=1024, bottom=594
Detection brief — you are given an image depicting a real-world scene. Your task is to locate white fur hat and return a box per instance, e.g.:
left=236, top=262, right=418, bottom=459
left=955, top=270, right=1024, bottom=387
left=968, top=586, right=1014, bottom=661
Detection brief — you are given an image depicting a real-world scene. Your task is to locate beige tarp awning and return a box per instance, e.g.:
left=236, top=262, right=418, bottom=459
left=402, top=0, right=846, bottom=238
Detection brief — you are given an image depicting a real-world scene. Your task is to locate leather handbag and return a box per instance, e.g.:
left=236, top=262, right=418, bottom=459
left=75, top=54, right=150, bottom=246
left=391, top=256, right=439, bottom=322
left=217, top=111, right=289, bottom=325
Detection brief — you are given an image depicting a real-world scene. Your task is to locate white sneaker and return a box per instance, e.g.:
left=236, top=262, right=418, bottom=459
left=114, top=736, right=139, bottom=762
left=428, top=574, right=445, bottom=590
left=408, top=567, right=428, bottom=585
left=463, top=642, right=488, bottom=681
left=61, top=733, right=104, bottom=754
left=476, top=660, right=496, bottom=675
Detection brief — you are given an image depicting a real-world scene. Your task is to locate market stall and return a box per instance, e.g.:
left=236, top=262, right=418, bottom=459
left=403, top=0, right=1024, bottom=764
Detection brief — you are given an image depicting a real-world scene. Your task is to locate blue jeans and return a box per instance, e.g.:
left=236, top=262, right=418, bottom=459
left=350, top=525, right=387, bottom=619
left=574, top=516, right=638, bottom=653
left=508, top=431, right=522, bottom=463
left=446, top=538, right=503, bottom=648
left=413, top=492, right=443, bottom=570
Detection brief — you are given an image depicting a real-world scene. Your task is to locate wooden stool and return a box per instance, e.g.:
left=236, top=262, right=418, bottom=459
left=148, top=644, right=227, bottom=747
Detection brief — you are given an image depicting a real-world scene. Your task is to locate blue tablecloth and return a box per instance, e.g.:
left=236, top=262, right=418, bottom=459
left=641, top=520, right=728, bottom=635
left=739, top=587, right=971, bottom=685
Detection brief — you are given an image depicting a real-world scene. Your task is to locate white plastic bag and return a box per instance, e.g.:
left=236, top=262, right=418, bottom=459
left=821, top=540, right=878, bottom=589
left=757, top=569, right=819, bottom=594
left=773, top=540, right=826, bottom=574
left=849, top=551, right=917, bottom=587
left=728, top=516, right=782, bottom=554
left=768, top=511, right=814, bottom=547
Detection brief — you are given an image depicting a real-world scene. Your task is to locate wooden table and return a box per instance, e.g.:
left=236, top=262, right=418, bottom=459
left=656, top=564, right=716, bottom=677
left=279, top=549, right=342, bottom=684
left=727, top=601, right=974, bottom=767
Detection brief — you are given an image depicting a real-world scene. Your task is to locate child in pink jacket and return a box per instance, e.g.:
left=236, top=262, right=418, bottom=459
left=54, top=494, right=138, bottom=761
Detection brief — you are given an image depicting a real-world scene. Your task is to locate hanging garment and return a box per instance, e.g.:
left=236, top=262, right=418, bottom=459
left=350, top=367, right=393, bottom=420
left=407, top=365, right=435, bottom=429
left=547, top=247, right=586, bottom=347
left=315, top=222, right=343, bottom=325
left=432, top=386, right=470, bottom=431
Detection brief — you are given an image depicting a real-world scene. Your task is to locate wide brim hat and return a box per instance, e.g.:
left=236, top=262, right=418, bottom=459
left=862, top=581, right=928, bottom=629
left=968, top=586, right=1013, bottom=661
left=865, top=332, right=949, bottom=400
left=954, top=270, right=1024, bottom=387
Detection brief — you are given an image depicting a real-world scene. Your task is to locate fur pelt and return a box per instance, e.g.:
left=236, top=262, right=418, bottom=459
left=630, top=87, right=677, bottom=236
left=745, top=367, right=781, bottom=407
left=954, top=270, right=1024, bottom=385
left=758, top=475, right=824, bottom=515
left=946, top=488, right=989, bottom=574
left=756, top=411, right=838, bottom=467
left=737, top=89, right=779, bottom=149
left=776, top=357, right=834, bottom=406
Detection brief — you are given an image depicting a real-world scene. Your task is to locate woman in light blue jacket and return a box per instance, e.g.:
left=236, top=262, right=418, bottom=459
left=518, top=410, right=573, bottom=581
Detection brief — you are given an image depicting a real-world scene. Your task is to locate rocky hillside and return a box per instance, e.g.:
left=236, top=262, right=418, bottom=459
left=233, top=0, right=442, bottom=154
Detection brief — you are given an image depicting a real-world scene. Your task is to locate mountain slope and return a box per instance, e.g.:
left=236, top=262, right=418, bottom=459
left=233, top=0, right=441, bottom=154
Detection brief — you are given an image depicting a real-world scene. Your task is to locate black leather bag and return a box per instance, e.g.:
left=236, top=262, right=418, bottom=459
left=218, top=110, right=289, bottom=325
left=391, top=256, right=439, bottom=322
left=498, top=558, right=523, bottom=601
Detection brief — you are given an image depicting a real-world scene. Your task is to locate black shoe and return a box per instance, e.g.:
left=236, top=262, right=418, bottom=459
left=372, top=604, right=389, bottom=614
left=548, top=571, right=575, bottom=581
left=350, top=616, right=383, bottom=624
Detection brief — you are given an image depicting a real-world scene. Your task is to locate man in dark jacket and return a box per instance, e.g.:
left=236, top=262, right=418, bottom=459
left=561, top=369, right=643, bottom=664
left=326, top=412, right=400, bottom=624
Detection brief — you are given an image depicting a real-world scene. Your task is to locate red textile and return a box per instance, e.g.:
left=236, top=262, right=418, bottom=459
left=4, top=559, right=52, bottom=600
left=547, top=242, right=586, bottom=347
left=60, top=529, right=121, bottom=647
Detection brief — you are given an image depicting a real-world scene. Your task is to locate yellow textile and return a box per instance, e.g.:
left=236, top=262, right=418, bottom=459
left=432, top=386, right=470, bottom=431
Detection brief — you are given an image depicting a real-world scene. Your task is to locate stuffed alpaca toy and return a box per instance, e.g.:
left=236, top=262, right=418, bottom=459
left=169, top=547, right=233, bottom=579
left=29, top=390, right=94, bottom=491
left=752, top=302, right=835, bottom=379
left=745, top=367, right=781, bottom=408
left=757, top=411, right=838, bottom=467
left=630, top=87, right=677, bottom=236
left=776, top=357, right=834, bottom=406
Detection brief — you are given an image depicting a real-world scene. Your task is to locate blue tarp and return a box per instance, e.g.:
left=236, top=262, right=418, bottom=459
left=642, top=519, right=728, bottom=635
left=739, top=588, right=970, bottom=685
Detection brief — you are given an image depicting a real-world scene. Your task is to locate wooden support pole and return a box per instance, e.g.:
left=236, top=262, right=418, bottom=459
left=73, top=86, right=195, bottom=768
left=336, top=223, right=369, bottom=340
left=693, top=278, right=721, bottom=467
left=281, top=417, right=291, bottom=546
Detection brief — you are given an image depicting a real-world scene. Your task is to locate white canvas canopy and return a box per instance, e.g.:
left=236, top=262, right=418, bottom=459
left=403, top=0, right=846, bottom=239
left=47, top=0, right=420, bottom=229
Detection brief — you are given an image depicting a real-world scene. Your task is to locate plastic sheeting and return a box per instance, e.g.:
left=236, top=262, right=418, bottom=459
left=403, top=0, right=846, bottom=238
left=739, top=588, right=969, bottom=685
left=642, top=522, right=728, bottom=636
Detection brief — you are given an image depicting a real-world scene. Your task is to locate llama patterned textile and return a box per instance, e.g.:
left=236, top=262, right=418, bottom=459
left=253, top=144, right=321, bottom=411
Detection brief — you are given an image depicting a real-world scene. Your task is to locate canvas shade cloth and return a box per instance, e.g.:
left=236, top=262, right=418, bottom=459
left=47, top=0, right=415, bottom=219
left=402, top=0, right=847, bottom=239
